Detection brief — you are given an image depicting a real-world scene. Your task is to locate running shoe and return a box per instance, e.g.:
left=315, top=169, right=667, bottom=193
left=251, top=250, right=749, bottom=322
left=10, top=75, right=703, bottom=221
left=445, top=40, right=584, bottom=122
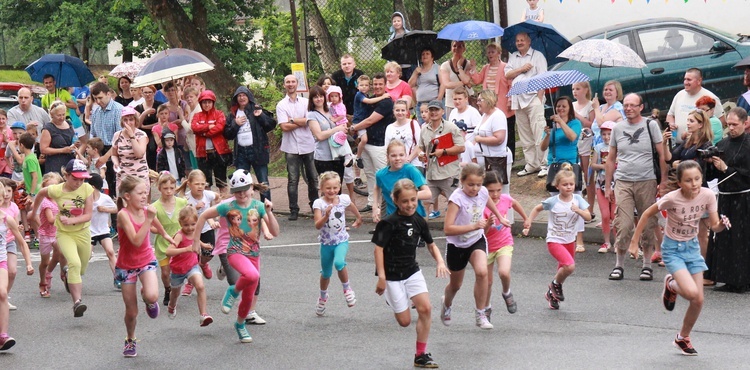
left=123, top=338, right=137, bottom=357
left=414, top=352, right=439, bottom=368
left=200, top=314, right=213, bottom=327
left=440, top=296, right=452, bottom=326
left=316, top=297, right=327, bottom=316
left=674, top=335, right=698, bottom=356
left=221, top=285, right=238, bottom=314
left=181, top=283, right=194, bottom=296
left=216, top=265, right=226, bottom=281
left=145, top=301, right=160, bottom=319
left=0, top=336, right=16, bottom=351
left=503, top=292, right=518, bottom=314
left=428, top=211, right=441, bottom=220
left=651, top=250, right=663, bottom=263
left=201, top=263, right=212, bottom=279
left=163, top=287, right=171, bottom=306
left=598, top=243, right=610, bottom=253
left=549, top=281, right=565, bottom=302
left=245, top=310, right=266, bottom=325
left=475, top=310, right=493, bottom=329
left=662, top=274, right=677, bottom=311
left=7, top=301, right=16, bottom=311
left=234, top=322, right=253, bottom=343
left=73, top=299, right=87, bottom=317
left=545, top=290, right=560, bottom=310
left=168, top=305, right=177, bottom=320
left=344, top=289, right=356, bottom=307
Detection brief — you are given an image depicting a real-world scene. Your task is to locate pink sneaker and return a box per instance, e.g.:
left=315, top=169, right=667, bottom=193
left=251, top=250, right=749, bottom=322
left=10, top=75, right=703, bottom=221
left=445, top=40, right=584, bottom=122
left=181, top=283, right=194, bottom=296
left=201, top=263, right=213, bottom=279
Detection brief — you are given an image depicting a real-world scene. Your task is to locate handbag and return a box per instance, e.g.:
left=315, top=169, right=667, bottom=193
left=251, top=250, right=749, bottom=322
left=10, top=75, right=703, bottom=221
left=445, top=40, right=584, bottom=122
left=545, top=128, right=583, bottom=192
left=450, top=59, right=477, bottom=107
left=645, top=118, right=662, bottom=185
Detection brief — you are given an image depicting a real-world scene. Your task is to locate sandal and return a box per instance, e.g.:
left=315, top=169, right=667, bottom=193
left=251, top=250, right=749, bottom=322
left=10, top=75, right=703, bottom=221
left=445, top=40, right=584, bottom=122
left=639, top=267, right=653, bottom=281
left=39, top=283, right=50, bottom=298
left=608, top=267, right=624, bottom=280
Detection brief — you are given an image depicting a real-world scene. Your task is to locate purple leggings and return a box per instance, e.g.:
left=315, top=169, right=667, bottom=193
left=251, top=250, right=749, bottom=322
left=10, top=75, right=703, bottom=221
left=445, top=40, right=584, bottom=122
left=228, top=254, right=260, bottom=318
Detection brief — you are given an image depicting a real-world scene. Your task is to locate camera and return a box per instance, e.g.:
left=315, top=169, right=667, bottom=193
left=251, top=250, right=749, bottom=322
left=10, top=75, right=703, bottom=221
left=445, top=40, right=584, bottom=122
left=546, top=117, right=554, bottom=129
left=697, top=146, right=723, bottom=159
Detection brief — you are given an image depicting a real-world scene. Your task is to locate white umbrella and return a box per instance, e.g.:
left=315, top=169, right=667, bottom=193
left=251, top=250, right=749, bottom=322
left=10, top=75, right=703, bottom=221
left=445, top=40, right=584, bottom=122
left=109, top=61, right=146, bottom=80
left=132, top=48, right=214, bottom=87
left=558, top=39, right=646, bottom=68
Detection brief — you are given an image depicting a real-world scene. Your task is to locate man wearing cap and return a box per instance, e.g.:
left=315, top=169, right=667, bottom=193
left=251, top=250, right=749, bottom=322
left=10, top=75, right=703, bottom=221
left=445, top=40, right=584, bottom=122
left=349, top=73, right=395, bottom=213
left=418, top=100, right=465, bottom=219
left=90, top=82, right=124, bottom=196
left=7, top=88, right=51, bottom=135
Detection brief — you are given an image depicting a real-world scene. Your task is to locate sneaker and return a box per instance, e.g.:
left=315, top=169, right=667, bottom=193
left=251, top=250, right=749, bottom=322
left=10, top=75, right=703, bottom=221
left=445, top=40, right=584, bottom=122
left=122, top=338, right=137, bottom=357
left=288, top=211, right=299, bottom=221
left=221, top=286, right=239, bottom=314
left=234, top=322, right=253, bottom=343
left=651, top=250, right=663, bottom=263
left=163, top=287, right=171, bottom=306
left=545, top=290, right=560, bottom=310
left=440, top=296, right=452, bottom=326
left=344, top=289, right=356, bottom=307
left=674, top=335, right=698, bottom=356
left=7, top=301, right=16, bottom=311
left=549, top=281, right=565, bottom=302
left=358, top=205, right=372, bottom=213
left=516, top=168, right=539, bottom=177
left=662, top=274, right=677, bottom=311
left=145, top=301, right=160, bottom=319
left=485, top=307, right=492, bottom=322
left=503, top=292, right=518, bottom=314
left=181, top=283, right=194, bottom=296
left=414, top=352, right=439, bottom=368
left=199, top=314, right=213, bottom=327
left=73, top=299, right=87, bottom=317
left=168, top=305, right=177, bottom=319
left=598, top=243, right=610, bottom=253
left=316, top=297, right=327, bottom=316
left=475, top=310, right=493, bottom=329
left=201, top=263, right=213, bottom=279
left=537, top=167, right=549, bottom=178
left=45, top=271, right=53, bottom=292
left=62, top=266, right=70, bottom=293
left=0, top=336, right=16, bottom=351
left=245, top=310, right=266, bottom=325
left=356, top=158, right=364, bottom=169
left=575, top=245, right=586, bottom=253
left=216, top=265, right=226, bottom=281
left=114, top=279, right=122, bottom=291
left=428, top=211, right=441, bottom=220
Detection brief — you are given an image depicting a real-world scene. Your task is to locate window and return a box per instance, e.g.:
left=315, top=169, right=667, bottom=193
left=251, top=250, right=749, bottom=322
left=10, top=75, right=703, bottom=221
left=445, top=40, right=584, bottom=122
left=638, top=27, right=716, bottom=63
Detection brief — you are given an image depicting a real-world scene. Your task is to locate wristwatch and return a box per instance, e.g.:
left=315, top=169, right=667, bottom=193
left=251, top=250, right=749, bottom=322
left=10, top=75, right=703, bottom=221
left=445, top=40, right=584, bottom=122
left=442, top=149, right=447, bottom=156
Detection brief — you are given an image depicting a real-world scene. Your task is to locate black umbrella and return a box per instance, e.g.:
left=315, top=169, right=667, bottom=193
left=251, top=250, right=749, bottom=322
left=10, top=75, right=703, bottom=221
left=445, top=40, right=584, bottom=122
left=381, top=30, right=452, bottom=65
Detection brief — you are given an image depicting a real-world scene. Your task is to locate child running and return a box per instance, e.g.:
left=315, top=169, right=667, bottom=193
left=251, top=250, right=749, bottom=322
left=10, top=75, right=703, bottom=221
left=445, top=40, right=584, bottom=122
left=313, top=171, right=363, bottom=316
left=177, top=169, right=218, bottom=295
left=36, top=172, right=63, bottom=298
left=591, top=121, right=616, bottom=253
left=115, top=175, right=174, bottom=357
left=483, top=171, right=528, bottom=318
left=195, top=170, right=279, bottom=343
left=373, top=178, right=449, bottom=368
left=524, top=163, right=591, bottom=310
left=87, top=173, right=118, bottom=288
left=165, top=206, right=213, bottom=326
left=629, top=160, right=730, bottom=356
left=153, top=172, right=188, bottom=305
left=0, top=204, right=33, bottom=351
left=0, top=178, right=23, bottom=309
left=441, top=164, right=508, bottom=330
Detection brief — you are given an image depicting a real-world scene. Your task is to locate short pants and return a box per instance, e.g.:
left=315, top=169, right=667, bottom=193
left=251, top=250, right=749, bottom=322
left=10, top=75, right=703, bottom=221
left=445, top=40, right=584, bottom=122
left=200, top=230, right=215, bottom=257
left=170, top=264, right=202, bottom=287
left=39, top=235, right=56, bottom=255
left=0, top=260, right=7, bottom=270
left=91, top=234, right=111, bottom=246
left=385, top=270, right=428, bottom=313
left=115, top=260, right=158, bottom=284
left=446, top=236, right=487, bottom=271
left=6, top=240, right=17, bottom=255
left=547, top=242, right=576, bottom=269
left=661, top=236, right=707, bottom=275
left=487, top=246, right=514, bottom=265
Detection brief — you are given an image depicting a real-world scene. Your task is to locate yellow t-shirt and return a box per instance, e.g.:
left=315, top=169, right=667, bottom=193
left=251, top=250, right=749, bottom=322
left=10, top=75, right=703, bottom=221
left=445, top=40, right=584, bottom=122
left=47, top=182, right=94, bottom=233
left=41, top=89, right=74, bottom=111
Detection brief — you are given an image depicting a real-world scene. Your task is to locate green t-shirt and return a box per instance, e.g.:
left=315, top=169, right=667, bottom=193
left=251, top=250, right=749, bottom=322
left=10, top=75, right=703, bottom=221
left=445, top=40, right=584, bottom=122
left=47, top=182, right=94, bottom=233
left=41, top=89, right=74, bottom=111
left=22, top=152, right=42, bottom=194
left=153, top=197, right=188, bottom=261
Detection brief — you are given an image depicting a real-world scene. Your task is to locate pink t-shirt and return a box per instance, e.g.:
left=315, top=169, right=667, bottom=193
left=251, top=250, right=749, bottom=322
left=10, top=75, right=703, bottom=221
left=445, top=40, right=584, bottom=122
left=38, top=197, right=59, bottom=237
left=483, top=194, right=514, bottom=252
left=386, top=80, right=414, bottom=102
left=212, top=196, right=235, bottom=256
left=116, top=207, right=156, bottom=269
left=1, top=202, right=19, bottom=242
left=329, top=102, right=348, bottom=126
left=445, top=186, right=489, bottom=248
left=169, top=230, right=199, bottom=275
left=657, top=187, right=717, bottom=241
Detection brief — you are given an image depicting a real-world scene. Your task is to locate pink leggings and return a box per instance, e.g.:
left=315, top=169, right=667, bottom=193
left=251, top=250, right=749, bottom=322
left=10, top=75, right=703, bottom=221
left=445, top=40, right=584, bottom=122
left=596, top=188, right=616, bottom=239
left=547, top=242, right=575, bottom=269
left=228, top=254, right=260, bottom=318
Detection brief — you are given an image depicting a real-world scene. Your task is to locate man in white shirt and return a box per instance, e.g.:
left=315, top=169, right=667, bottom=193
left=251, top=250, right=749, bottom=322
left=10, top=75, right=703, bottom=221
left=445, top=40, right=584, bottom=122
left=7, top=88, right=50, bottom=136
left=448, top=87, right=482, bottom=165
left=667, top=68, right=724, bottom=144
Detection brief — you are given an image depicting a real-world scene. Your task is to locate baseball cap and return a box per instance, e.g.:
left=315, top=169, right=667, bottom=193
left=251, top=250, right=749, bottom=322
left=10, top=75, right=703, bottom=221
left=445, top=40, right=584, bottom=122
left=86, top=173, right=104, bottom=191
left=65, top=159, right=91, bottom=179
left=427, top=100, right=444, bottom=110
left=163, top=129, right=176, bottom=140
left=10, top=121, right=26, bottom=130
left=121, top=106, right=139, bottom=118
left=599, top=121, right=616, bottom=131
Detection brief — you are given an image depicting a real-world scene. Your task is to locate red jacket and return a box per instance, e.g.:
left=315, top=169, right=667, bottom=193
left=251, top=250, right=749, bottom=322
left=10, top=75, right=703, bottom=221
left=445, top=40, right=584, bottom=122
left=191, top=108, right=231, bottom=157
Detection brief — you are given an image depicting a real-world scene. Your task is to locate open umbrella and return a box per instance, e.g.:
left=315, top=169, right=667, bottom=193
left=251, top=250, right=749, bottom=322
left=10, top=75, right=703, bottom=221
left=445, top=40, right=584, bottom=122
left=110, top=61, right=146, bottom=80
left=501, top=20, right=572, bottom=66
left=381, top=30, right=452, bottom=65
left=25, top=54, right=95, bottom=87
left=437, top=20, right=504, bottom=41
left=132, top=48, right=214, bottom=87
left=558, top=39, right=646, bottom=86
left=507, top=70, right=589, bottom=97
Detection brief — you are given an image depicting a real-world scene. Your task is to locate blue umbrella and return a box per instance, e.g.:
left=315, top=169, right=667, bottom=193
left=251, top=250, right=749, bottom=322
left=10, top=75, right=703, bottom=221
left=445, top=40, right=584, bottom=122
left=507, top=70, right=589, bottom=97
left=437, top=20, right=504, bottom=41
left=25, top=54, right=95, bottom=88
left=501, top=20, right=572, bottom=66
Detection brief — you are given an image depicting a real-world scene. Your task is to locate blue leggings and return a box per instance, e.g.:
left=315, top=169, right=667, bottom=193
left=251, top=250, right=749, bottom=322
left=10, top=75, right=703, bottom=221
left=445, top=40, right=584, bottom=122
left=320, top=241, right=349, bottom=279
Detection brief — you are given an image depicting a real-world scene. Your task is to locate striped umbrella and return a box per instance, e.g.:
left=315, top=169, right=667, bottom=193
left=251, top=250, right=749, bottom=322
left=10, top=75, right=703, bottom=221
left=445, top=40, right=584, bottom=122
left=507, top=70, right=589, bottom=97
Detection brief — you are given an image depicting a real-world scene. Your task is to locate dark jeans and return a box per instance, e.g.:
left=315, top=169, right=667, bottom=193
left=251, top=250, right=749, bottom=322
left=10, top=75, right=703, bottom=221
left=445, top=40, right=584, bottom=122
left=197, top=151, right=232, bottom=189
left=507, top=115, right=517, bottom=158
left=103, top=144, right=117, bottom=227
left=235, top=145, right=271, bottom=201
left=286, top=152, right=318, bottom=213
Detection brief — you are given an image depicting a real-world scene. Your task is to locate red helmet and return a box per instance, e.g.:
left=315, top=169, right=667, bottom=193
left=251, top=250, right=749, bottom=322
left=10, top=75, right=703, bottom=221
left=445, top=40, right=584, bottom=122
left=198, top=90, right=216, bottom=103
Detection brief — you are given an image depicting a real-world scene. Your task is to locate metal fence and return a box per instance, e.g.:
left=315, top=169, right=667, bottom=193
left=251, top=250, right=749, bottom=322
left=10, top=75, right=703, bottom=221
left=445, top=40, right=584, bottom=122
left=301, top=0, right=492, bottom=79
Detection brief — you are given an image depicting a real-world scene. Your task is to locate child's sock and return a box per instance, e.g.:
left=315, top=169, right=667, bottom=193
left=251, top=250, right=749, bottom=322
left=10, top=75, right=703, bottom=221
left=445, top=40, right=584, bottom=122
left=552, top=279, right=559, bottom=285
left=643, top=261, right=652, bottom=270
left=320, top=290, right=328, bottom=300
left=502, top=290, right=511, bottom=297
left=342, top=281, right=351, bottom=291
left=416, top=341, right=427, bottom=356
left=677, top=333, right=685, bottom=340
left=484, top=305, right=492, bottom=311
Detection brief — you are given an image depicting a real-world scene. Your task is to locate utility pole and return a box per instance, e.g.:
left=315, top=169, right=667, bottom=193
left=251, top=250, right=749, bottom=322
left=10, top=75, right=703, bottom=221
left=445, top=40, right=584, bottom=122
left=289, top=0, right=302, bottom=62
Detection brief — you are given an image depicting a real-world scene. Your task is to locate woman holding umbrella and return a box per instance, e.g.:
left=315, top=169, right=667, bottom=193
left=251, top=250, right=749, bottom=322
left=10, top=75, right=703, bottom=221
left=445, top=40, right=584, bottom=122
left=440, top=41, right=474, bottom=117
left=40, top=102, right=76, bottom=174
left=591, top=80, right=625, bottom=143
left=469, top=42, right=515, bottom=154
left=115, top=77, right=134, bottom=107
left=408, top=47, right=444, bottom=122
left=135, top=85, right=163, bottom=170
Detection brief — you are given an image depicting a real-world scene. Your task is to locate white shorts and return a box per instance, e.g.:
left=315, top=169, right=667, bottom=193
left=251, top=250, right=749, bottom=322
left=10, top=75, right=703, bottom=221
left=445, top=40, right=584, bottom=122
left=385, top=270, right=428, bottom=313
left=344, top=166, right=354, bottom=184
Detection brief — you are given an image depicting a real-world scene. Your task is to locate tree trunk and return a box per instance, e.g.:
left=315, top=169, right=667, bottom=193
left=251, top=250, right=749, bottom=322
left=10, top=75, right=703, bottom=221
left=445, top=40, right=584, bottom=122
left=306, top=0, right=339, bottom=74
left=81, top=32, right=90, bottom=64
left=423, top=0, right=434, bottom=31
left=192, top=0, right=207, bottom=33
left=70, top=44, right=80, bottom=59
left=140, top=0, right=238, bottom=104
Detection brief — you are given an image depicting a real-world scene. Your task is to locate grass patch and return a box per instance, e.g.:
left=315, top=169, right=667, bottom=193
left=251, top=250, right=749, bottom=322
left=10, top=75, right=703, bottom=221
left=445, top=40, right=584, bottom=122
left=0, top=70, right=40, bottom=85
left=268, top=154, right=287, bottom=177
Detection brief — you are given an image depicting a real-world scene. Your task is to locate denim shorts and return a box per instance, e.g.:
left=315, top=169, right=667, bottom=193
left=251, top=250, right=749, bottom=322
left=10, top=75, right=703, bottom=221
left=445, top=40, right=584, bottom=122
left=115, top=260, right=158, bottom=284
left=661, top=236, right=707, bottom=275
left=170, top=264, right=202, bottom=288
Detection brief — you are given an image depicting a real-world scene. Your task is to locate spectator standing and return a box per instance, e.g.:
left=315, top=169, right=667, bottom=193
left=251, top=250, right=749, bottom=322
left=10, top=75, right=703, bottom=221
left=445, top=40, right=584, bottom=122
left=469, top=43, right=515, bottom=155
left=89, top=82, right=124, bottom=193
left=40, top=103, right=75, bottom=175
left=666, top=68, right=724, bottom=144
left=737, top=66, right=750, bottom=112
left=331, top=54, right=364, bottom=117
left=7, top=88, right=51, bottom=130
left=440, top=41, right=474, bottom=118
left=409, top=47, right=444, bottom=123
left=191, top=90, right=231, bottom=193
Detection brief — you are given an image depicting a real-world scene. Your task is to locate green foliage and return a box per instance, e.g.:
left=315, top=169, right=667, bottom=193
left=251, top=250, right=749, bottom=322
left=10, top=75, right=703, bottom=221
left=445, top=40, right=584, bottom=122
left=254, top=10, right=295, bottom=86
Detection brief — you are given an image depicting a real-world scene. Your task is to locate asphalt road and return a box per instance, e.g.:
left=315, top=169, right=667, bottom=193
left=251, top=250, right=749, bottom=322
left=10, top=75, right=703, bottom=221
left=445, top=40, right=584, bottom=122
left=3, top=218, right=749, bottom=369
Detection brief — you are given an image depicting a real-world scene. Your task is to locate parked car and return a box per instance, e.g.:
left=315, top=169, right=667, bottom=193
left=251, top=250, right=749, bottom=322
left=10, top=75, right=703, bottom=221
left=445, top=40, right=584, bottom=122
left=0, top=82, right=46, bottom=107
left=0, top=96, right=16, bottom=112
left=551, top=18, right=750, bottom=115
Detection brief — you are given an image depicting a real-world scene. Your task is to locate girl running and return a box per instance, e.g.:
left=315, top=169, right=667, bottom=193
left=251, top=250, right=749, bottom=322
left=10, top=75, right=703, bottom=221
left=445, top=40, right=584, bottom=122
left=373, top=140, right=431, bottom=223
left=165, top=206, right=213, bottom=326
left=87, top=173, right=118, bottom=289
left=524, top=163, right=591, bottom=310
left=313, top=171, right=363, bottom=316
left=373, top=178, right=449, bottom=368
left=629, top=160, right=730, bottom=356
left=440, top=164, right=508, bottom=330
left=591, top=121, right=616, bottom=253
left=177, top=169, right=218, bottom=295
left=153, top=172, right=188, bottom=305
left=195, top=169, right=279, bottom=344
left=116, top=175, right=174, bottom=357
left=29, top=159, right=95, bottom=317
left=0, top=178, right=23, bottom=309
left=37, top=172, right=63, bottom=298
left=483, top=171, right=527, bottom=319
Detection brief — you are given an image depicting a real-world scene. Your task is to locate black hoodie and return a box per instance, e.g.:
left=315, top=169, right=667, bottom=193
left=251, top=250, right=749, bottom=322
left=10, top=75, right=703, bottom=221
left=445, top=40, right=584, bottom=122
left=224, top=86, right=277, bottom=165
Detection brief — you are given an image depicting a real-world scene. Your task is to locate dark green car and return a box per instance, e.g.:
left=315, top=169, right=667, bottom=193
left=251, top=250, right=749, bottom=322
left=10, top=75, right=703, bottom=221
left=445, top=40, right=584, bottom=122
left=551, top=18, right=750, bottom=113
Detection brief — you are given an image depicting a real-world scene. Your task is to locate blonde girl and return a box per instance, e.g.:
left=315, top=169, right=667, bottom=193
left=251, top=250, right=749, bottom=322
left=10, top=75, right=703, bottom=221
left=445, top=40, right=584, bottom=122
left=524, top=163, right=591, bottom=310
left=313, top=171, right=363, bottom=316
left=165, top=206, right=213, bottom=327
left=372, top=140, right=430, bottom=222
left=0, top=203, right=34, bottom=351
left=384, top=100, right=422, bottom=168
left=37, top=172, right=63, bottom=297
left=153, top=172, right=188, bottom=305
left=0, top=178, right=23, bottom=308
left=572, top=81, right=596, bottom=224
left=115, top=175, right=174, bottom=357
left=441, top=164, right=508, bottom=330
